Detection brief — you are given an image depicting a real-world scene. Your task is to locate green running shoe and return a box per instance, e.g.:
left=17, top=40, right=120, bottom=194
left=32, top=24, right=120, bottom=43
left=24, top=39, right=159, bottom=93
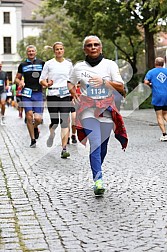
left=94, top=179, right=105, bottom=196
left=61, top=150, right=70, bottom=159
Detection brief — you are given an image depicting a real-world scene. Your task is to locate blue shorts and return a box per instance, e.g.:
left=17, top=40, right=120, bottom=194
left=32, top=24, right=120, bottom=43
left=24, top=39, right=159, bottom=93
left=22, top=92, right=43, bottom=114
left=0, top=92, right=7, bottom=101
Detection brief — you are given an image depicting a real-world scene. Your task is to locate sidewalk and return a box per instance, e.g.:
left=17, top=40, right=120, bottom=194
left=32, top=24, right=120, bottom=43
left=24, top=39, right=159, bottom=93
left=0, top=106, right=167, bottom=252
left=122, top=108, right=157, bottom=124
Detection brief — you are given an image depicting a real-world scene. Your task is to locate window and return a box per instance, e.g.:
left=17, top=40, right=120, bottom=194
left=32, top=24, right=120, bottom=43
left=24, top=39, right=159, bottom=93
left=3, top=12, right=10, bottom=24
left=4, top=37, right=11, bottom=54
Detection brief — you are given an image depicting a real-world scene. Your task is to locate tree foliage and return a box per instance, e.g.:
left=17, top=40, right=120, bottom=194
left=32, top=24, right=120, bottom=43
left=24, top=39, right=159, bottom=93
left=40, top=0, right=143, bottom=74
left=17, top=0, right=167, bottom=91
left=121, top=0, right=167, bottom=69
left=39, top=0, right=167, bottom=72
left=17, top=7, right=84, bottom=63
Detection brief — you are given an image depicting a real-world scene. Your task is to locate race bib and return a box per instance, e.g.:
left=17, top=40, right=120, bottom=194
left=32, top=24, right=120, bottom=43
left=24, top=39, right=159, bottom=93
left=59, top=86, right=70, bottom=98
left=47, top=88, right=59, bottom=96
left=0, top=80, right=4, bottom=86
left=22, top=88, right=32, bottom=98
left=86, top=84, right=108, bottom=99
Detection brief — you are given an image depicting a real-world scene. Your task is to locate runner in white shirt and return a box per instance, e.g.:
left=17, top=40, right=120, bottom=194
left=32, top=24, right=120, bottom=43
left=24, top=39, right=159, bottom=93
left=40, top=42, right=73, bottom=158
left=68, top=35, right=128, bottom=196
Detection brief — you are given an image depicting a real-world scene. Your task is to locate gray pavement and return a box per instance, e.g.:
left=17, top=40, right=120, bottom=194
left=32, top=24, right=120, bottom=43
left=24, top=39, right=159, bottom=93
left=0, top=106, right=167, bottom=252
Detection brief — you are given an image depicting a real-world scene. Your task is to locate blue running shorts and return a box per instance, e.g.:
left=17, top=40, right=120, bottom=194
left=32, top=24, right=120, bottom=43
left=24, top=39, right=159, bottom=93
left=22, top=91, right=43, bottom=114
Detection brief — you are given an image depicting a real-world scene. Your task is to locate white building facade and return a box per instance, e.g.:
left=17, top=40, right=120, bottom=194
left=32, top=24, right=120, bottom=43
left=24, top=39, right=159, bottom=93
left=0, top=0, right=44, bottom=82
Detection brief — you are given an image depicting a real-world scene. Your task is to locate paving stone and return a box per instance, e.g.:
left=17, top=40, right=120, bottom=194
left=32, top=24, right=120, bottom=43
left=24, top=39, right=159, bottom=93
left=1, top=107, right=167, bottom=251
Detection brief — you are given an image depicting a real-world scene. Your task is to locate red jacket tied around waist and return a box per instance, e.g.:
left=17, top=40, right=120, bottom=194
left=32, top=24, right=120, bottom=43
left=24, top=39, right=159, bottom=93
left=75, top=95, right=128, bottom=150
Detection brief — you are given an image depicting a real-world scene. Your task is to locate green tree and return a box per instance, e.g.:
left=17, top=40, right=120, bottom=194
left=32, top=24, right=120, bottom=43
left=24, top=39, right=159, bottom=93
left=41, top=0, right=167, bottom=71
left=121, top=0, right=167, bottom=70
left=39, top=0, right=143, bottom=74
left=17, top=36, right=39, bottom=60
left=17, top=8, right=84, bottom=63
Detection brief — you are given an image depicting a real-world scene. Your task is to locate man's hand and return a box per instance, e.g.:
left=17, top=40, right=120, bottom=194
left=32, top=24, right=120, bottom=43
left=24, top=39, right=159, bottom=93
left=144, top=80, right=152, bottom=88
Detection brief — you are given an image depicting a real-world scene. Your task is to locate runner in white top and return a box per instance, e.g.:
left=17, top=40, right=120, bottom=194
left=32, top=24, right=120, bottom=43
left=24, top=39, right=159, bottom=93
left=70, top=58, right=123, bottom=122
left=68, top=35, right=127, bottom=196
left=40, top=58, right=73, bottom=97
left=40, top=42, right=73, bottom=158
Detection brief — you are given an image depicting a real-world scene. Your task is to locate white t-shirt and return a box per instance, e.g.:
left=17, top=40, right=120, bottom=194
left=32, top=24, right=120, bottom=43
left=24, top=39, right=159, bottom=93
left=69, top=58, right=124, bottom=122
left=40, top=58, right=73, bottom=97
left=70, top=58, right=123, bottom=97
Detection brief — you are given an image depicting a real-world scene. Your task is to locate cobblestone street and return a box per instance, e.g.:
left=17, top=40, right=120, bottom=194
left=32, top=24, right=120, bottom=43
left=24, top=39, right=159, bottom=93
left=0, top=106, right=167, bottom=252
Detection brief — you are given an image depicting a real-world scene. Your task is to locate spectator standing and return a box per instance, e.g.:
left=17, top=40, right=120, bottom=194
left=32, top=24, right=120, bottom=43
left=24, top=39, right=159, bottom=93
left=144, top=57, right=167, bottom=141
left=14, top=45, right=45, bottom=147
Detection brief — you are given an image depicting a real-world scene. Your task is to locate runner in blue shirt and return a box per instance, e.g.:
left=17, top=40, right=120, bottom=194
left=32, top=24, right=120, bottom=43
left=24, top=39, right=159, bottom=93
left=14, top=45, right=45, bottom=147
left=144, top=57, right=167, bottom=141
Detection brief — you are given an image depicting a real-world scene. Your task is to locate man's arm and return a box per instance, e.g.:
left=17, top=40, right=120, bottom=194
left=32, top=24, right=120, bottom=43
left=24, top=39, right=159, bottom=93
left=14, top=73, right=25, bottom=88
left=5, top=73, right=9, bottom=90
left=144, top=79, right=152, bottom=88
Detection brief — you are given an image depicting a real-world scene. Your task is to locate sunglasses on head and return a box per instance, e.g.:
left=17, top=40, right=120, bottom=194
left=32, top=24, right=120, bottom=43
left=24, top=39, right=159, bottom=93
left=85, top=43, right=100, bottom=48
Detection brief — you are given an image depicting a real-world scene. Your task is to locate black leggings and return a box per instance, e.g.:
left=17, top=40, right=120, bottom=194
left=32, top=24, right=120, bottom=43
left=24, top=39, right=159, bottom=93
left=47, top=95, right=71, bottom=128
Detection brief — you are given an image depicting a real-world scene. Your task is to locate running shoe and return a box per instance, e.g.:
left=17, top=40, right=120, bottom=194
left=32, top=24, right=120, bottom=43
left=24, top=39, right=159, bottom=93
left=61, top=150, right=70, bottom=159
left=1, top=116, right=6, bottom=125
left=94, top=179, right=105, bottom=196
left=46, top=132, right=55, bottom=147
left=71, top=135, right=77, bottom=143
left=34, top=127, right=39, bottom=139
left=30, top=139, right=36, bottom=148
left=160, top=135, right=167, bottom=141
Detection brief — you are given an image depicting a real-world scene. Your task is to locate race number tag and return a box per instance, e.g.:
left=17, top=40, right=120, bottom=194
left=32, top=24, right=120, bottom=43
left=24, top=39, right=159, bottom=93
left=0, top=80, right=4, bottom=86
left=86, top=84, right=108, bottom=99
left=59, top=86, right=70, bottom=98
left=21, top=88, right=32, bottom=98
